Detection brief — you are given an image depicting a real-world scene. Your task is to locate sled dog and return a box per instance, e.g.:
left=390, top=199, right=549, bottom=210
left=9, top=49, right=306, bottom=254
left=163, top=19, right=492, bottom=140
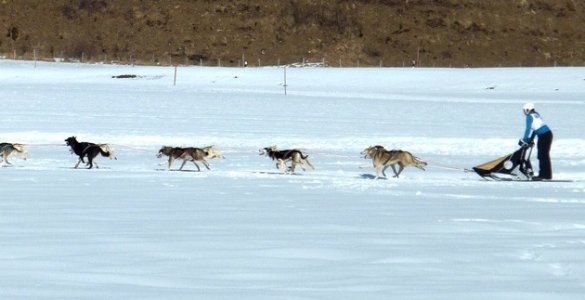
left=157, top=145, right=223, bottom=171
left=65, top=136, right=116, bottom=169
left=361, top=145, right=427, bottom=179
left=0, top=143, right=27, bottom=166
left=259, top=145, right=314, bottom=174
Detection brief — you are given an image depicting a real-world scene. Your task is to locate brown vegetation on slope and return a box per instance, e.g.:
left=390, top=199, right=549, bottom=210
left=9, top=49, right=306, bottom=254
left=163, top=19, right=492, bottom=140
left=1, top=0, right=584, bottom=67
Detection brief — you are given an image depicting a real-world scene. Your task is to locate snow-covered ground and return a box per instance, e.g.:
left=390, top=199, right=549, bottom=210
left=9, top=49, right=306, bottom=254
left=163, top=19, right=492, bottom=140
left=1, top=60, right=584, bottom=299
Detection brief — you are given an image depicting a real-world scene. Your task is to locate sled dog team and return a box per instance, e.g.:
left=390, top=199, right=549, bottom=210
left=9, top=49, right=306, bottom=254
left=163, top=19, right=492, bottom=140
left=0, top=137, right=427, bottom=179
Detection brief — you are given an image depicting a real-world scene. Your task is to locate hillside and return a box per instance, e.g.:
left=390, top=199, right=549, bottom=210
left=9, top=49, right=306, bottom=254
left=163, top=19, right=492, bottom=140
left=1, top=0, right=584, bottom=67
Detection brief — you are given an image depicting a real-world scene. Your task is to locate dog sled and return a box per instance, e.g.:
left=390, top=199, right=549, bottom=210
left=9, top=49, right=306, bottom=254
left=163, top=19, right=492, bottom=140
left=472, top=143, right=535, bottom=181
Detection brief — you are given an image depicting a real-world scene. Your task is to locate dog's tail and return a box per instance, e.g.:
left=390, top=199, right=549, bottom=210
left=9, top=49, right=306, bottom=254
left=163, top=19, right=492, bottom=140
left=12, top=143, right=25, bottom=152
left=98, top=144, right=116, bottom=160
left=11, top=144, right=28, bottom=160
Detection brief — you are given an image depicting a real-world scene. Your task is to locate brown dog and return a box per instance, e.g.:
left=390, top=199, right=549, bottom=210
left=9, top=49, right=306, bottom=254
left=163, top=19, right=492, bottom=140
left=361, top=145, right=427, bottom=179
left=157, top=145, right=223, bottom=171
left=0, top=143, right=27, bottom=166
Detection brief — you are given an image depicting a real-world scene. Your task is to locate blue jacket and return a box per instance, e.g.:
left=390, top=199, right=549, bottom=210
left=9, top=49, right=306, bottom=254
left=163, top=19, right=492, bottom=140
left=523, top=112, right=551, bottom=142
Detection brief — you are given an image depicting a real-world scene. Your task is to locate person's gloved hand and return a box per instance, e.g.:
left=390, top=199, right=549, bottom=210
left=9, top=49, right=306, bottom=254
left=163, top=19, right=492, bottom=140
left=518, top=139, right=533, bottom=147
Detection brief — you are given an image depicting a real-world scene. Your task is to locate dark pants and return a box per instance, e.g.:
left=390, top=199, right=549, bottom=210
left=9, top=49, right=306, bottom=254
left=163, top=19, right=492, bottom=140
left=537, top=131, right=553, bottom=179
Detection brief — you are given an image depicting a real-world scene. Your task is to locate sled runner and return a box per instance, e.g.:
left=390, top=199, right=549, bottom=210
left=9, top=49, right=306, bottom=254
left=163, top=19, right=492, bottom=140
left=473, top=144, right=535, bottom=181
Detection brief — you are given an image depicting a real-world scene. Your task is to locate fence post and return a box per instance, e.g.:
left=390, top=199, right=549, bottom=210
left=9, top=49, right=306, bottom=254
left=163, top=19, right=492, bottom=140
left=283, top=66, right=287, bottom=96
left=173, top=65, right=178, bottom=86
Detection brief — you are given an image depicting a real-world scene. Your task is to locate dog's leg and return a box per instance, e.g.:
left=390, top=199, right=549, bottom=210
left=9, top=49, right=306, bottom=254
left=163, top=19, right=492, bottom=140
left=289, top=162, right=297, bottom=174
left=167, top=157, right=174, bottom=170
left=394, top=164, right=404, bottom=178
left=201, top=159, right=211, bottom=170
left=179, top=160, right=188, bottom=171
left=299, top=160, right=307, bottom=171
left=276, top=159, right=287, bottom=173
left=374, top=166, right=382, bottom=180
left=275, top=160, right=282, bottom=172
left=191, top=161, right=201, bottom=172
left=390, top=164, right=399, bottom=177
left=285, top=161, right=295, bottom=174
left=74, top=158, right=82, bottom=168
left=1, top=152, right=11, bottom=165
left=304, top=159, right=315, bottom=170
left=381, top=165, right=390, bottom=178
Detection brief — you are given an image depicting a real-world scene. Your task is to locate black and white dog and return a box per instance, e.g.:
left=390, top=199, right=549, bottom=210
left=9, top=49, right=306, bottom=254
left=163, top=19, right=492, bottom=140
left=259, top=145, right=314, bottom=173
left=65, top=136, right=115, bottom=169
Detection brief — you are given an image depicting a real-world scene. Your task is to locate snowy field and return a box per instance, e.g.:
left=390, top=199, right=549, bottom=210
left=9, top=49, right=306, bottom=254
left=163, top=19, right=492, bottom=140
left=1, top=59, right=585, bottom=299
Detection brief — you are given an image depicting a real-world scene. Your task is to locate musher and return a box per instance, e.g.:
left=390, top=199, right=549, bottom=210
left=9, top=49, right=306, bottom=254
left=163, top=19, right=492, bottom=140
left=519, top=102, right=553, bottom=180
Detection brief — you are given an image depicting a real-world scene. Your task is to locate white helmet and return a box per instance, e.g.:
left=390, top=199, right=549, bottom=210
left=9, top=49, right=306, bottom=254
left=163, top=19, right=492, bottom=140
left=523, top=102, right=535, bottom=114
